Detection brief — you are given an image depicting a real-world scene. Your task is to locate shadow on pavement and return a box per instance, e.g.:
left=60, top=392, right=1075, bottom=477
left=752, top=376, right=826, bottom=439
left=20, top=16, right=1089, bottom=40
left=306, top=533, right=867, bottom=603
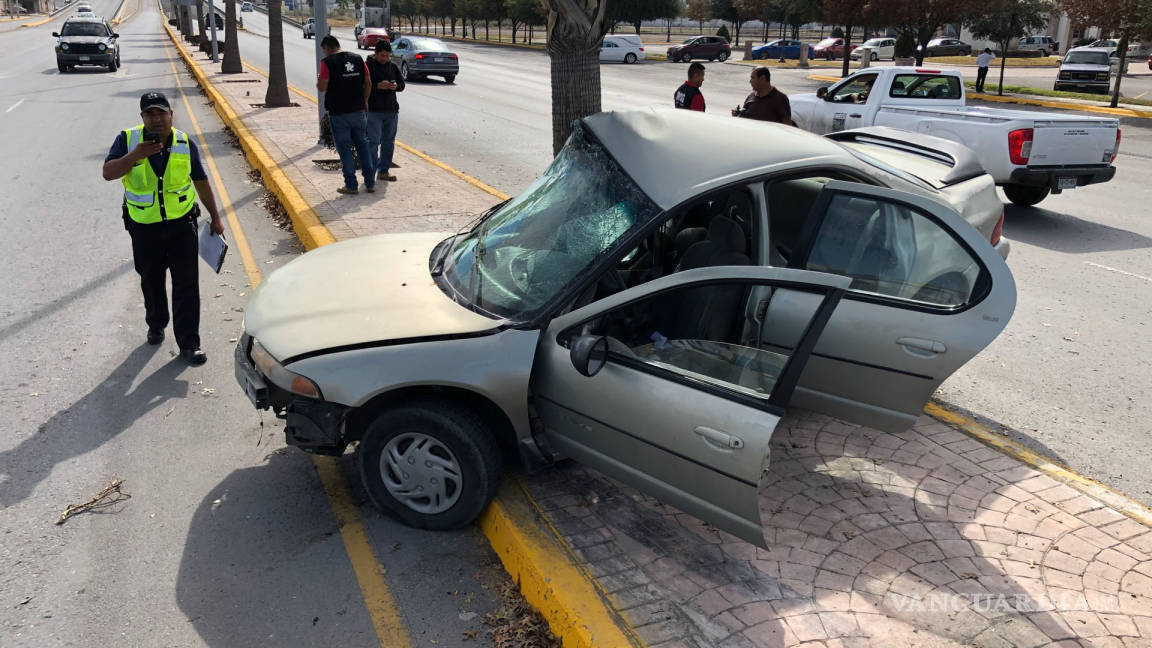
left=931, top=398, right=1070, bottom=467
left=0, top=346, right=187, bottom=508
left=0, top=261, right=133, bottom=344
left=1004, top=202, right=1152, bottom=254
left=174, top=451, right=378, bottom=646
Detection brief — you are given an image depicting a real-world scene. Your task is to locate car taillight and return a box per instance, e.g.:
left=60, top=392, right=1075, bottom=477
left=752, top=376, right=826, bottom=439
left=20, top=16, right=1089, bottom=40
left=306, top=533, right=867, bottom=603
left=415, top=53, right=424, bottom=59
left=1008, top=128, right=1033, bottom=165
left=1112, top=129, right=1121, bottom=163
left=448, top=53, right=458, bottom=59
left=638, top=47, right=644, bottom=51
left=990, top=209, right=1004, bottom=247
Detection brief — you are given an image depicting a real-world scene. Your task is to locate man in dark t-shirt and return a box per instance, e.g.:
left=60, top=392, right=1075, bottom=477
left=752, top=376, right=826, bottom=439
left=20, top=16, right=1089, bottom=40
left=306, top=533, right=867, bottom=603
left=317, top=35, right=375, bottom=194
left=732, top=66, right=791, bottom=125
left=674, top=62, right=706, bottom=112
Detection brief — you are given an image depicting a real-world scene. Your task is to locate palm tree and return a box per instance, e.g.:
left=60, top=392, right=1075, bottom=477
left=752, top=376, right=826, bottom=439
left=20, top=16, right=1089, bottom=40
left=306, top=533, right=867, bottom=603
left=540, top=0, right=610, bottom=155
left=195, top=0, right=207, bottom=50
left=265, top=0, right=291, bottom=106
left=222, top=0, right=242, bottom=72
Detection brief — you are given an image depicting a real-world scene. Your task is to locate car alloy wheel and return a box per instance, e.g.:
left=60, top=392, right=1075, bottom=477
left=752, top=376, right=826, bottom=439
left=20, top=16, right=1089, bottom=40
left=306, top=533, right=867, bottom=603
left=680, top=52, right=692, bottom=63
left=717, top=51, right=729, bottom=62
left=357, top=402, right=502, bottom=530
left=400, top=61, right=408, bottom=80
left=871, top=51, right=878, bottom=61
left=624, top=52, right=637, bottom=64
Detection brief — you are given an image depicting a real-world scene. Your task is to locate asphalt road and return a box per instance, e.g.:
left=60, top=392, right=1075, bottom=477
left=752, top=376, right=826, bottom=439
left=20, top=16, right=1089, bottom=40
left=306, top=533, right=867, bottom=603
left=0, top=3, right=508, bottom=646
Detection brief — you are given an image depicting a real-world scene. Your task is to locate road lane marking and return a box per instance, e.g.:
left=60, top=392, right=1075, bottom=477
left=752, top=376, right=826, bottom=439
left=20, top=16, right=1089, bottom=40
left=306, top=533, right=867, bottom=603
left=161, top=15, right=413, bottom=647
left=240, top=59, right=510, bottom=200
left=6, top=99, right=23, bottom=112
left=1085, top=261, right=1152, bottom=284
left=165, top=56, right=262, bottom=288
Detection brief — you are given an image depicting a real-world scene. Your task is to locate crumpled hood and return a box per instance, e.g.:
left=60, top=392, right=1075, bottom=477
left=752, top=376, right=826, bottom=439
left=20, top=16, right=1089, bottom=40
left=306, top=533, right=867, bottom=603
left=244, top=232, right=502, bottom=362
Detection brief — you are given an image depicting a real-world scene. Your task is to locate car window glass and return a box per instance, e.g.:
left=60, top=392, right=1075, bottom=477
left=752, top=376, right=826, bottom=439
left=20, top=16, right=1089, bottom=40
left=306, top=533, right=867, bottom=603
left=441, top=126, right=660, bottom=321
left=1064, top=52, right=1108, bottom=65
left=830, top=74, right=877, bottom=101
left=564, top=281, right=813, bottom=402
left=805, top=194, right=982, bottom=307
left=413, top=39, right=448, bottom=51
left=890, top=74, right=961, bottom=99
left=61, top=22, right=108, bottom=36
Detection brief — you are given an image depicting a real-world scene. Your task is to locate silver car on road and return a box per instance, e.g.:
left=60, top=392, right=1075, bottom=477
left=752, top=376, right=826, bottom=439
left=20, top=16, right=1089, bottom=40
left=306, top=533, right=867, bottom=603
left=391, top=36, right=458, bottom=83
left=234, top=109, right=1015, bottom=546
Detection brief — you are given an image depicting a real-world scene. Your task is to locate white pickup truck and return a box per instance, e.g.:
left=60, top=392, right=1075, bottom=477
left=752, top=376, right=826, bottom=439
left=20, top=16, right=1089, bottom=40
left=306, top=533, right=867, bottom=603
left=790, top=67, right=1121, bottom=206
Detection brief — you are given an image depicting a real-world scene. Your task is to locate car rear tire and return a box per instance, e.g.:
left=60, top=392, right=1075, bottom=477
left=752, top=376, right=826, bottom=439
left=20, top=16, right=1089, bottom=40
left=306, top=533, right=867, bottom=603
left=1003, top=184, right=1051, bottom=207
left=444, top=74, right=456, bottom=83
left=717, top=51, right=729, bottom=62
left=357, top=401, right=502, bottom=531
left=400, top=61, right=408, bottom=80
left=624, top=52, right=637, bottom=64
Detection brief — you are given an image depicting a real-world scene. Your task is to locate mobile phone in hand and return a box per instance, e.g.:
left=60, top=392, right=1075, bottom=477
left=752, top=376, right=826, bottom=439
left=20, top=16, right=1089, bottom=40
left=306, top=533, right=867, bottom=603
left=143, top=131, right=161, bottom=144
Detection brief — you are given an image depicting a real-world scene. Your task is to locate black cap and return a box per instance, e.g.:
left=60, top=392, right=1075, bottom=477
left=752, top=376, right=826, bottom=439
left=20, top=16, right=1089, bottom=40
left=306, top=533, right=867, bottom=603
left=140, top=92, right=171, bottom=113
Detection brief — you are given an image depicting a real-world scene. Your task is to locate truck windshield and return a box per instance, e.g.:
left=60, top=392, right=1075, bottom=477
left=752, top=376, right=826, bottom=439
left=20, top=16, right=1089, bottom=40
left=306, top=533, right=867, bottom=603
left=1064, top=52, right=1110, bottom=65
left=438, top=126, right=660, bottom=321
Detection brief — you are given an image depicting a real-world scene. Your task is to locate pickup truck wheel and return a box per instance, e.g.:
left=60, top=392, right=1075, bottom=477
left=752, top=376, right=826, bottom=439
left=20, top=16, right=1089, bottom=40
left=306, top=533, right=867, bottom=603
left=1003, top=184, right=1051, bottom=207
left=358, top=402, right=502, bottom=530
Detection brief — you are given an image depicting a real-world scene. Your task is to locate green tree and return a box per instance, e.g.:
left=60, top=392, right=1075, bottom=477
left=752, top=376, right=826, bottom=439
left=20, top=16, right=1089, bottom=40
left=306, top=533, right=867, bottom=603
left=967, top=0, right=1052, bottom=95
left=686, top=0, right=711, bottom=31
left=822, top=0, right=867, bottom=76
left=1060, top=0, right=1152, bottom=107
left=505, top=0, right=541, bottom=41
left=541, top=0, right=611, bottom=154
left=222, top=0, right=242, bottom=73
left=877, top=0, right=980, bottom=65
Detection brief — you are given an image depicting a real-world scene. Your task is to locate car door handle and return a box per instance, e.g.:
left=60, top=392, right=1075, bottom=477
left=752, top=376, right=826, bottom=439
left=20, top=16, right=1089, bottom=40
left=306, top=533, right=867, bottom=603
left=849, top=113, right=863, bottom=118
left=897, top=337, right=947, bottom=354
left=695, top=426, right=744, bottom=450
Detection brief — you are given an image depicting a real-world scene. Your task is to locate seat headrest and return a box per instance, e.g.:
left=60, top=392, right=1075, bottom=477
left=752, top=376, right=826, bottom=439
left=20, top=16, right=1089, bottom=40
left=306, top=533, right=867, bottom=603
left=708, top=217, right=746, bottom=254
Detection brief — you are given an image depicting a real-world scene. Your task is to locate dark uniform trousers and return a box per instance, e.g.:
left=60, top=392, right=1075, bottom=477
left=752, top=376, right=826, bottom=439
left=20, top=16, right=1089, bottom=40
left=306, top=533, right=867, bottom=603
left=127, top=211, right=200, bottom=350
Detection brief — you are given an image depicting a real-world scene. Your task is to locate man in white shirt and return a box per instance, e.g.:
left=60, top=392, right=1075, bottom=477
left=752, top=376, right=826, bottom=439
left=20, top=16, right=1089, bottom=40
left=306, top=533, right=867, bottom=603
left=976, top=48, right=995, bottom=93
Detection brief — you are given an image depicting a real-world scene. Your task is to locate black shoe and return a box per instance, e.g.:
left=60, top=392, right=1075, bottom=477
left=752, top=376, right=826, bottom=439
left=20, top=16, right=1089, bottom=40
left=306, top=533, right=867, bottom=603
left=147, top=328, right=164, bottom=345
left=180, top=348, right=207, bottom=366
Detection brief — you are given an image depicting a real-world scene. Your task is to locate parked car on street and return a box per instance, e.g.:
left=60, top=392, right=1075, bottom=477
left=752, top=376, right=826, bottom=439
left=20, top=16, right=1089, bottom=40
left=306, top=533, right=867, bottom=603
left=791, top=66, right=1121, bottom=206
left=600, top=34, right=644, bottom=64
left=1055, top=48, right=1113, bottom=94
left=813, top=37, right=846, bottom=60
left=356, top=25, right=389, bottom=49
left=1071, top=39, right=1147, bottom=59
left=241, top=1, right=253, bottom=11
left=750, top=39, right=814, bottom=60
left=53, top=16, right=119, bottom=72
left=1017, top=36, right=1057, bottom=55
left=392, top=36, right=458, bottom=83
left=850, top=37, right=895, bottom=61
left=666, top=35, right=730, bottom=62
left=918, top=38, right=972, bottom=57
left=234, top=107, right=1017, bottom=547
left=1147, top=52, right=1152, bottom=70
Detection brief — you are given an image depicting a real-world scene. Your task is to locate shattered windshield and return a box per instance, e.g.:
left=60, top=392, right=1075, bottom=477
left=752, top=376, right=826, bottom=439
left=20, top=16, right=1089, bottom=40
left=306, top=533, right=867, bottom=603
left=438, top=126, right=660, bottom=321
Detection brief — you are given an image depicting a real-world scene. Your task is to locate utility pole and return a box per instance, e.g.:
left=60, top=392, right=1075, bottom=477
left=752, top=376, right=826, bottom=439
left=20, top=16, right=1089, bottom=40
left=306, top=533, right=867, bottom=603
left=314, top=0, right=327, bottom=143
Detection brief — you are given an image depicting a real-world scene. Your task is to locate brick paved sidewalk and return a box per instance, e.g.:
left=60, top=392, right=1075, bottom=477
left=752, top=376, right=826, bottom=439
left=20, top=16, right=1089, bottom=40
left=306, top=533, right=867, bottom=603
left=526, top=412, right=1152, bottom=648
left=172, top=35, right=1152, bottom=648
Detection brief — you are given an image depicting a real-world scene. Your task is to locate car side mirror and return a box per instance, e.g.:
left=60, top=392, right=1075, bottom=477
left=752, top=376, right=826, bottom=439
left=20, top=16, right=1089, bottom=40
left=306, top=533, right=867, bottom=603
left=112, top=32, right=120, bottom=38
left=816, top=87, right=828, bottom=99
left=569, top=335, right=608, bottom=377
left=52, top=32, right=59, bottom=37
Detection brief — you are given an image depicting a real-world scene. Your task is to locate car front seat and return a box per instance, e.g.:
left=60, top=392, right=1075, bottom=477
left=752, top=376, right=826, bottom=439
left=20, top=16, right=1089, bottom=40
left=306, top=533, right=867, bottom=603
left=661, top=217, right=752, bottom=341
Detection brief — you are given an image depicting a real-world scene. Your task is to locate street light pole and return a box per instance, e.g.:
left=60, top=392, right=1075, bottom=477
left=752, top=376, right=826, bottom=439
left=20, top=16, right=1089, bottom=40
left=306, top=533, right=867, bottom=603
left=314, top=0, right=327, bottom=144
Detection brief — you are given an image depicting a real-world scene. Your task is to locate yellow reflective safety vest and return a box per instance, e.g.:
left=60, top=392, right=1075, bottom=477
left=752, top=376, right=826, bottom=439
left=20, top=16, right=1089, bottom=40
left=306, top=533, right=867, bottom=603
left=121, top=125, right=197, bottom=224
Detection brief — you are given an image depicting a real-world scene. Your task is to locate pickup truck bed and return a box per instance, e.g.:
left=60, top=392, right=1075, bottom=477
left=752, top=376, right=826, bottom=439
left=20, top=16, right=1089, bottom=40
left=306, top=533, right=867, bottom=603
left=791, top=67, right=1120, bottom=206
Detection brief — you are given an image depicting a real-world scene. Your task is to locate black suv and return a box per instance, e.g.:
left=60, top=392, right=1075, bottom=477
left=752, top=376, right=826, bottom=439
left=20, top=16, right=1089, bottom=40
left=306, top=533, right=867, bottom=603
left=667, top=36, right=731, bottom=63
left=53, top=17, right=119, bottom=72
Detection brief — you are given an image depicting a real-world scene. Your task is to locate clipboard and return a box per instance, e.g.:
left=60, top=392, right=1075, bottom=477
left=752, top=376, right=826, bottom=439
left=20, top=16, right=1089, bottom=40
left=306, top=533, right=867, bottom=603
left=198, top=220, right=228, bottom=273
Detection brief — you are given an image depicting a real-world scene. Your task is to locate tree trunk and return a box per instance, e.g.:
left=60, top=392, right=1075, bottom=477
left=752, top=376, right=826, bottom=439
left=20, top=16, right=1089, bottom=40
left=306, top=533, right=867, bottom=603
left=498, top=19, right=501, bottom=41
left=998, top=40, right=1008, bottom=95
left=195, top=0, right=207, bottom=48
left=546, top=1, right=607, bottom=156
left=914, top=27, right=932, bottom=66
left=222, top=0, right=242, bottom=72
left=841, top=24, right=852, bottom=77
left=485, top=20, right=489, bottom=40
left=265, top=0, right=291, bottom=106
left=734, top=22, right=740, bottom=46
left=666, top=19, right=670, bottom=42
left=1111, top=35, right=1128, bottom=108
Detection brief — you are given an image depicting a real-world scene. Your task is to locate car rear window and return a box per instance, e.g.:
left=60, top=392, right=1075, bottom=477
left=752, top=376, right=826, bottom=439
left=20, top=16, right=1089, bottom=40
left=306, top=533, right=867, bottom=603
left=889, top=74, right=962, bottom=99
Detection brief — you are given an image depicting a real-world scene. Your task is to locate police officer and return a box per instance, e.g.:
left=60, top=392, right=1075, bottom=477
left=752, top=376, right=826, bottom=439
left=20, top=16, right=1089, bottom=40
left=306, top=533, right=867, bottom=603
left=102, top=92, right=224, bottom=366
left=674, top=62, right=706, bottom=112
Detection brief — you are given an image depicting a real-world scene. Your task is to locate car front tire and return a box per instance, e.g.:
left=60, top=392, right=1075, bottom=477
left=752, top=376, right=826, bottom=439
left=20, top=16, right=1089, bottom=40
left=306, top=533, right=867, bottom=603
left=680, top=52, right=691, bottom=63
left=870, top=51, right=878, bottom=61
left=358, top=402, right=502, bottom=530
left=1003, top=184, right=1051, bottom=207
left=57, top=61, right=67, bottom=73
left=717, top=51, right=729, bottom=62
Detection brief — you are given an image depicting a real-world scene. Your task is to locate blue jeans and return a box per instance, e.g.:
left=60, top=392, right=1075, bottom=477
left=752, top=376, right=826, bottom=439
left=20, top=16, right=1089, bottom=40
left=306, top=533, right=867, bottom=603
left=366, top=111, right=398, bottom=178
left=329, top=111, right=374, bottom=189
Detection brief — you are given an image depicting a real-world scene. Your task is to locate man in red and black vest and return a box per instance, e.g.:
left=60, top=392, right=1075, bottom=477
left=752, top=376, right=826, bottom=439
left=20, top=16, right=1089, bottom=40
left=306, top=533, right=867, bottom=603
left=674, top=62, right=706, bottom=112
left=317, top=35, right=375, bottom=194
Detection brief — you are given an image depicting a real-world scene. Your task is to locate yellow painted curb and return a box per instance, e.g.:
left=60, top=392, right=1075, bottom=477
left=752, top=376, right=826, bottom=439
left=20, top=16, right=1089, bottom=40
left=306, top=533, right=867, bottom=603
left=925, top=402, right=1152, bottom=528
left=478, top=481, right=643, bottom=648
left=20, top=14, right=53, bottom=27
left=165, top=15, right=640, bottom=648
left=968, top=91, right=1152, bottom=119
left=808, top=73, right=841, bottom=82
left=162, top=16, right=335, bottom=251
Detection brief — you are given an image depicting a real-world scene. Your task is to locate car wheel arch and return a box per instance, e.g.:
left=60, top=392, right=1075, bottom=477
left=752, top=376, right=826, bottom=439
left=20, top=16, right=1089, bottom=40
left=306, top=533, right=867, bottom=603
left=345, top=384, right=519, bottom=452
